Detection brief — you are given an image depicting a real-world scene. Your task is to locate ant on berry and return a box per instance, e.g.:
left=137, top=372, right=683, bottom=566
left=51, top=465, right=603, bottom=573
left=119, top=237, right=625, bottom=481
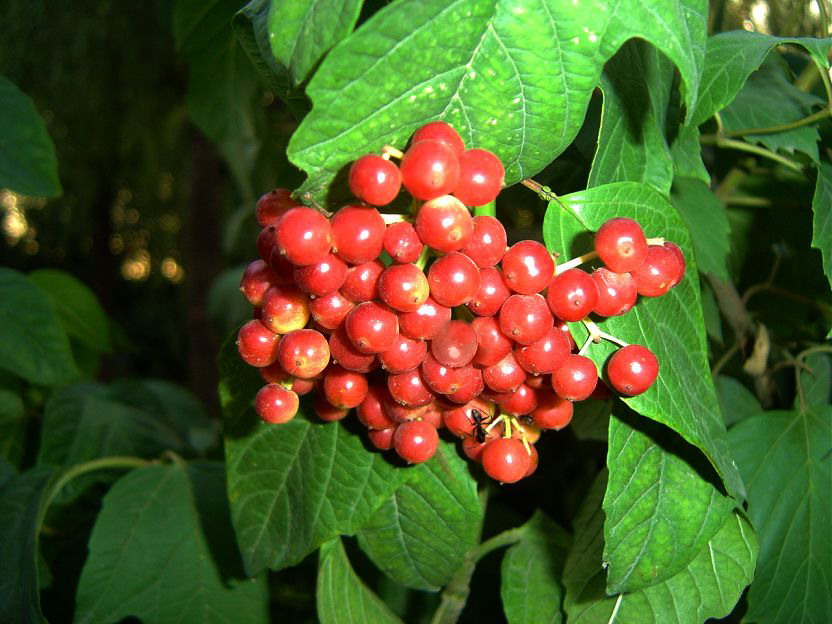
left=468, top=408, right=493, bottom=444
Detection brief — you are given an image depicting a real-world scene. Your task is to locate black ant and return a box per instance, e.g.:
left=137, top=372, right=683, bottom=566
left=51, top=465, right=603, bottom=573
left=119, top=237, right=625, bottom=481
left=468, top=408, right=493, bottom=444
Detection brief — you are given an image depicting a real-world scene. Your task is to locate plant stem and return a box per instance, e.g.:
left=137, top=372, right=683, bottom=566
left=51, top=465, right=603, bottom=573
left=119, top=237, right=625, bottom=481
left=472, top=527, right=525, bottom=560
left=699, top=134, right=803, bottom=172
left=721, top=107, right=830, bottom=138
left=473, top=200, right=496, bottom=218
left=817, top=0, right=829, bottom=38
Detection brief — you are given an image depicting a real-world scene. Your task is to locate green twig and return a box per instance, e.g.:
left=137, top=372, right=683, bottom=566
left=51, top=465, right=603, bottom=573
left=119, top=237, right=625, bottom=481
left=699, top=134, right=804, bottom=172
left=473, top=200, right=496, bottom=218
left=817, top=0, right=829, bottom=38
left=721, top=107, right=830, bottom=138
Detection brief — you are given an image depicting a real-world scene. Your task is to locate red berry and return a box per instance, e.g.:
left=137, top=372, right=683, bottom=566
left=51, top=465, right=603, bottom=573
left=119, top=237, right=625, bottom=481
left=442, top=398, right=493, bottom=437
left=663, top=242, right=686, bottom=287
left=430, top=320, right=477, bottom=368
left=275, top=207, right=332, bottom=266
left=495, top=383, right=538, bottom=415
left=471, top=316, right=513, bottom=367
left=446, top=366, right=484, bottom=403
left=483, top=351, right=526, bottom=393
left=412, top=121, right=465, bottom=156
left=422, top=353, right=463, bottom=395
left=501, top=241, right=555, bottom=295
left=357, top=385, right=397, bottom=430
left=514, top=326, right=570, bottom=375
left=240, top=260, right=278, bottom=307
left=460, top=215, right=507, bottom=268
left=383, top=222, right=424, bottom=264
left=607, top=345, right=659, bottom=396
left=554, top=318, right=577, bottom=351
left=551, top=354, right=597, bottom=401
left=378, top=334, right=428, bottom=374
left=427, top=252, right=481, bottom=307
left=367, top=426, right=397, bottom=451
left=261, top=286, right=310, bottom=334
left=256, top=188, right=299, bottom=227
left=255, top=384, right=299, bottom=424
left=293, top=253, right=348, bottom=297
left=387, top=367, right=434, bottom=407
left=382, top=396, right=428, bottom=423
left=314, top=393, right=350, bottom=422
left=331, top=204, right=386, bottom=264
left=393, top=420, right=439, bottom=463
left=481, top=437, right=529, bottom=483
left=378, top=263, right=430, bottom=312
left=267, top=247, right=296, bottom=284
left=461, top=436, right=491, bottom=462
left=466, top=267, right=510, bottom=317
left=592, top=268, right=638, bottom=317
left=499, top=294, right=553, bottom=345
left=309, top=290, right=355, bottom=330
left=398, top=295, right=451, bottom=340
left=259, top=363, right=315, bottom=395
left=349, top=154, right=401, bottom=206
left=323, top=364, right=369, bottom=408
left=531, top=391, right=574, bottom=430
left=453, top=148, right=504, bottom=206
left=276, top=329, right=330, bottom=379
left=400, top=140, right=460, bottom=200
left=341, top=259, right=385, bottom=303
left=328, top=326, right=377, bottom=372
left=546, top=269, right=599, bottom=322
left=237, top=320, right=281, bottom=367
left=345, top=301, right=399, bottom=354
left=257, top=225, right=277, bottom=263
left=630, top=245, right=682, bottom=297
left=595, top=217, right=648, bottom=273
left=414, top=195, right=473, bottom=253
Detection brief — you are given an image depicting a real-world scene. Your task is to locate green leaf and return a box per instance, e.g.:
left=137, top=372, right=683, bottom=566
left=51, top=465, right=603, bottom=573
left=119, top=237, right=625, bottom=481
left=669, top=126, right=710, bottom=185
left=0, top=76, right=61, bottom=197
left=500, top=511, right=570, bottom=624
left=669, top=176, right=730, bottom=280
left=0, top=389, right=25, bottom=465
left=28, top=269, right=112, bottom=353
left=0, top=268, right=78, bottom=386
left=357, top=441, right=481, bottom=591
left=75, top=463, right=268, bottom=624
left=288, top=0, right=708, bottom=204
left=268, top=0, right=364, bottom=88
left=603, top=408, right=733, bottom=593
left=218, top=328, right=263, bottom=429
left=563, top=473, right=757, bottom=623
left=720, top=56, right=824, bottom=163
left=730, top=361, right=831, bottom=624
left=317, top=538, right=404, bottom=624
left=700, top=279, right=723, bottom=344
left=570, top=398, right=611, bottom=442
left=543, top=182, right=744, bottom=498
left=0, top=466, right=56, bottom=624
left=812, top=162, right=832, bottom=302
left=715, top=375, right=760, bottom=427
left=588, top=39, right=675, bottom=195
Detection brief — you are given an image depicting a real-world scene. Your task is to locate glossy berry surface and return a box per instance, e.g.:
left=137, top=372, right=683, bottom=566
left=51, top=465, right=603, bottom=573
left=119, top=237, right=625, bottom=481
left=631, top=245, right=683, bottom=297
left=430, top=320, right=477, bottom=368
left=421, top=353, right=462, bottom=395
left=531, top=391, right=574, bottom=430
left=387, top=367, right=434, bottom=407
left=328, top=326, right=377, bottom=372
left=483, top=351, right=526, bottom=393
left=447, top=366, right=484, bottom=403
left=356, top=385, right=397, bottom=430
left=411, top=121, right=465, bottom=156
left=309, top=290, right=354, bottom=330
left=398, top=295, right=451, bottom=340
left=377, top=263, right=430, bottom=312
left=606, top=344, right=659, bottom=395
left=314, top=393, right=350, bottom=422
left=323, top=364, right=369, bottom=408
left=496, top=383, right=538, bottom=415
left=255, top=384, right=299, bottom=424
left=415, top=195, right=473, bottom=253
left=378, top=334, right=428, bottom=374
left=515, top=326, right=570, bottom=374
left=453, top=148, right=505, bottom=206
left=348, top=154, right=401, bottom=206
left=501, top=241, right=555, bottom=295
left=591, top=268, right=638, bottom=317
left=367, top=427, right=397, bottom=451
left=330, top=204, right=386, bottom=264
left=345, top=301, right=399, bottom=354
left=261, top=286, right=310, bottom=334
left=460, top=215, right=507, bottom=268
left=546, top=269, right=599, bottom=322
left=400, top=140, right=460, bottom=200
left=276, top=329, right=330, bottom=378
left=275, top=207, right=332, bottom=266
left=594, top=217, right=648, bottom=273
left=499, top=294, right=553, bottom=345
left=240, top=260, right=277, bottom=306
left=293, top=253, right=347, bottom=297
left=427, top=252, right=481, bottom=307
left=471, top=316, right=513, bottom=367
left=481, top=438, right=529, bottom=483
left=664, top=242, right=686, bottom=287
left=393, top=420, right=439, bottom=463
left=383, top=221, right=424, bottom=264
left=551, top=354, right=598, bottom=401
left=237, top=320, right=280, bottom=367
left=466, top=267, right=510, bottom=317
left=256, top=188, right=299, bottom=227
left=341, top=259, right=385, bottom=302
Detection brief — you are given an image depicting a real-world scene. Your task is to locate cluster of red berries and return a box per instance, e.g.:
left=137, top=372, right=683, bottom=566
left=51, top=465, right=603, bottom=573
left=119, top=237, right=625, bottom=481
left=236, top=121, right=685, bottom=483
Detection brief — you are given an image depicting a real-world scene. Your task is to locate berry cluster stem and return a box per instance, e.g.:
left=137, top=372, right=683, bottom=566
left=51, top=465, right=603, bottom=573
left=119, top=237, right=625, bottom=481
left=382, top=144, right=404, bottom=160
left=581, top=318, right=629, bottom=348
left=380, top=213, right=409, bottom=224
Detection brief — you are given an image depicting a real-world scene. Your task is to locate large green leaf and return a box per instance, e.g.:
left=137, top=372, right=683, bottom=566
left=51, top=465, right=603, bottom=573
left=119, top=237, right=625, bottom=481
left=74, top=463, right=268, bottom=624
left=715, top=375, right=761, bottom=427
left=603, top=408, right=733, bottom=593
left=500, top=512, right=570, bottom=624
left=268, top=0, right=363, bottom=88
left=0, top=467, right=55, bottom=624
left=812, top=162, right=832, bottom=304
left=563, top=473, right=757, bottom=623
left=0, top=76, right=61, bottom=197
left=588, top=39, right=674, bottom=195
left=288, top=0, right=707, bottom=204
left=798, top=352, right=831, bottom=408
left=317, top=538, right=404, bottom=624
left=728, top=356, right=831, bottom=624
left=0, top=389, right=25, bottom=466
left=0, top=268, right=78, bottom=386
left=357, top=441, right=481, bottom=591
left=29, top=269, right=112, bottom=353
left=543, top=182, right=744, bottom=498
left=670, top=176, right=730, bottom=280
left=570, top=397, right=611, bottom=442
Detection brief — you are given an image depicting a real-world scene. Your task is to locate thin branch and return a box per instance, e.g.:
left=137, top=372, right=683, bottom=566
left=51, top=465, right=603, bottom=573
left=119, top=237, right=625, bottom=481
left=721, top=107, right=830, bottom=138
left=699, top=134, right=804, bottom=172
